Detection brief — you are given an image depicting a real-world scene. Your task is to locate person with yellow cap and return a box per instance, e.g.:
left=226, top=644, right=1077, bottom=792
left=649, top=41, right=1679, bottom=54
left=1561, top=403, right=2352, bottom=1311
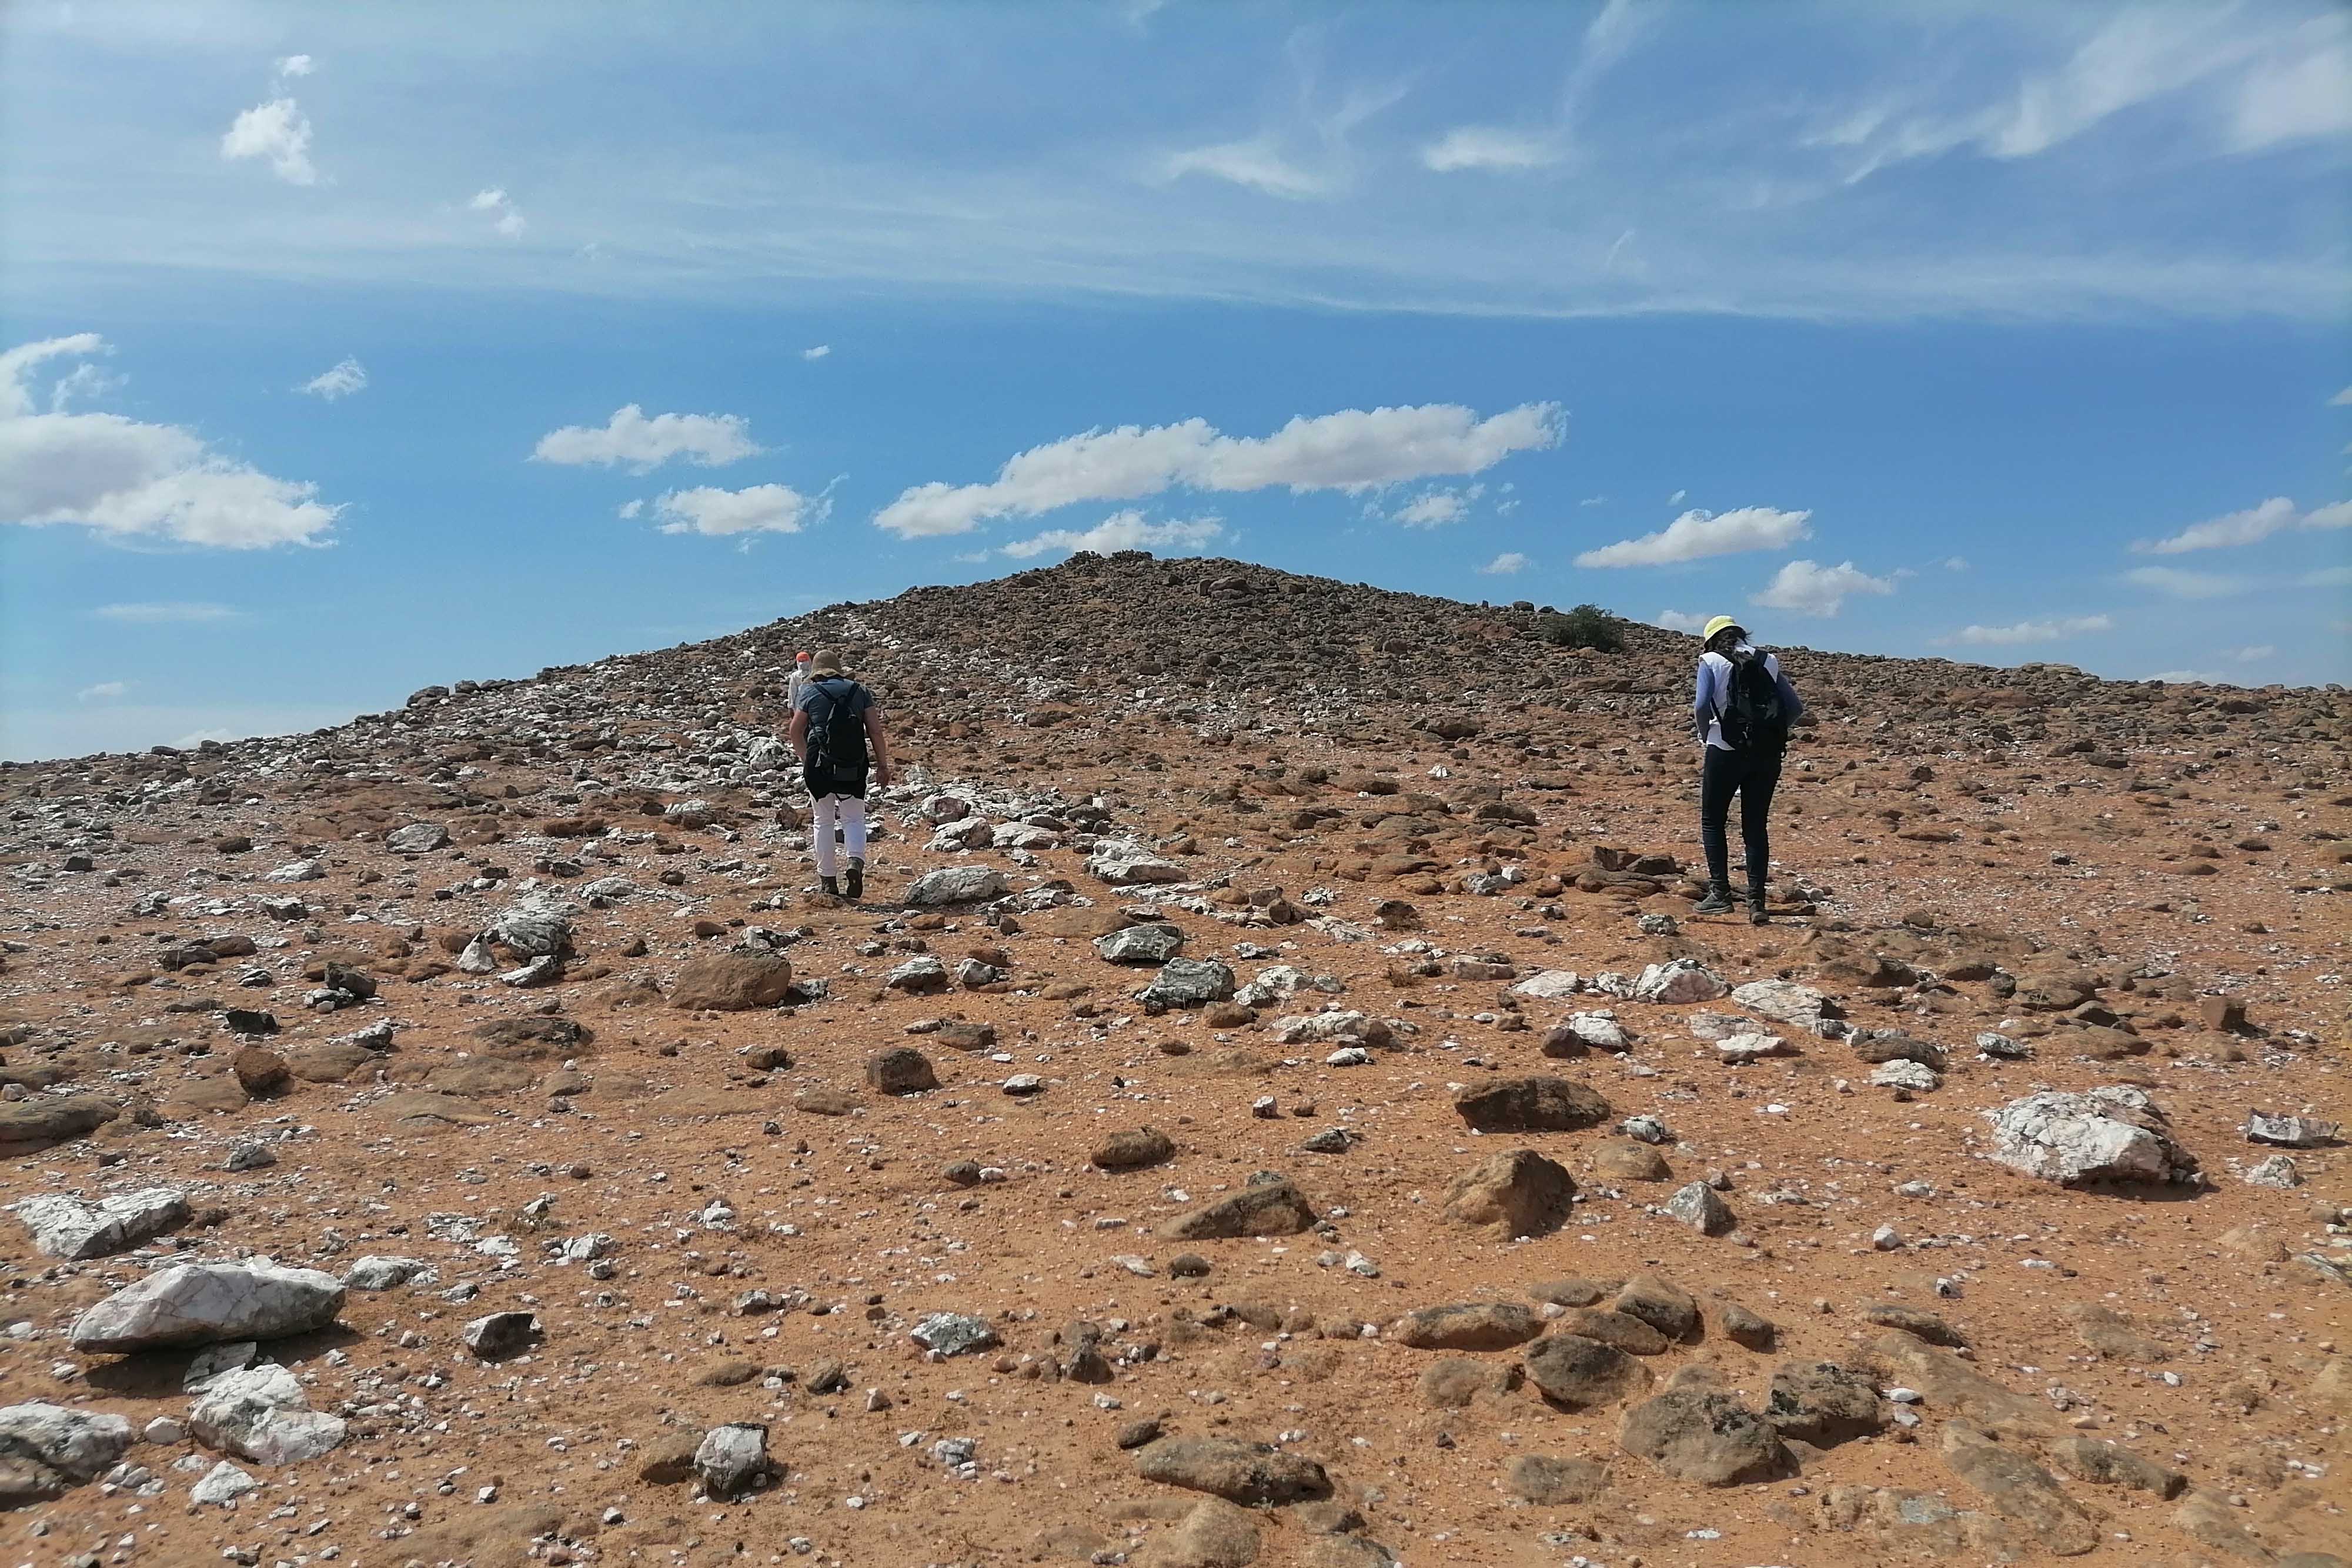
left=1690, top=615, right=1802, bottom=922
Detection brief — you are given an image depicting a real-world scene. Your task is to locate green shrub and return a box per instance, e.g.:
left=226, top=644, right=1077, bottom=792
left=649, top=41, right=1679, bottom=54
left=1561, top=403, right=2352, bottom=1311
left=1536, top=604, right=1626, bottom=653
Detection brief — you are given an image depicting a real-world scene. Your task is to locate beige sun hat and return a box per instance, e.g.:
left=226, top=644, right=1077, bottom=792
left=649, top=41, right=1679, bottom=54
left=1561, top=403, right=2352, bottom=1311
left=809, top=650, right=844, bottom=675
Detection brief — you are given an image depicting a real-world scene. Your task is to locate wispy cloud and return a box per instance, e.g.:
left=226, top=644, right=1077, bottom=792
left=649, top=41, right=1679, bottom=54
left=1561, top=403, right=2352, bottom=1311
left=469, top=187, right=526, bottom=238
left=93, top=601, right=240, bottom=623
left=1934, top=614, right=2113, bottom=647
left=2124, top=565, right=2251, bottom=599
left=1479, top=551, right=1529, bottom=575
left=1655, top=609, right=1710, bottom=633
left=2231, top=644, right=2275, bottom=662
left=875, top=402, right=1561, bottom=538
left=1752, top=559, right=1896, bottom=617
left=1392, top=484, right=1484, bottom=529
left=76, top=681, right=128, bottom=701
left=999, top=510, right=1222, bottom=559
left=801, top=345, right=831, bottom=361
left=2132, top=496, right=2350, bottom=553
left=299, top=356, right=366, bottom=400
left=1577, top=506, right=1811, bottom=568
left=1421, top=126, right=1562, bottom=173
left=532, top=404, right=760, bottom=472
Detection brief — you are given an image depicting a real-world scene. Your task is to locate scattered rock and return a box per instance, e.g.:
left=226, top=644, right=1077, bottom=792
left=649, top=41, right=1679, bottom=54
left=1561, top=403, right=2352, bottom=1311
left=69, top=1261, right=345, bottom=1353
left=188, top=1364, right=348, bottom=1465
left=865, top=1047, right=938, bottom=1095
left=460, top=1311, right=540, bottom=1360
left=1134, top=1436, right=1330, bottom=1506
left=1619, top=1390, right=1789, bottom=1485
left=1391, top=1301, right=1544, bottom=1352
left=1158, top=1180, right=1316, bottom=1240
left=670, top=952, right=794, bottom=1011
left=9, top=1188, right=188, bottom=1260
left=1663, top=1181, right=1733, bottom=1235
left=1984, top=1086, right=2200, bottom=1186
left=1093, top=1126, right=1177, bottom=1170
left=1452, top=1076, right=1611, bottom=1134
left=1502, top=1453, right=1610, bottom=1505
left=1523, top=1335, right=1652, bottom=1410
left=694, top=1422, right=772, bottom=1499
left=1097, top=925, right=1186, bottom=965
left=1442, top=1148, right=1574, bottom=1238
left=1940, top=1421, right=2099, bottom=1556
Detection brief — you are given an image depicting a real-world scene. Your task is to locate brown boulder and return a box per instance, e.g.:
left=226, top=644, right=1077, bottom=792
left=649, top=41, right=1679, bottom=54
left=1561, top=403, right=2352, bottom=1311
left=1442, top=1148, right=1574, bottom=1238
left=670, top=953, right=794, bottom=1011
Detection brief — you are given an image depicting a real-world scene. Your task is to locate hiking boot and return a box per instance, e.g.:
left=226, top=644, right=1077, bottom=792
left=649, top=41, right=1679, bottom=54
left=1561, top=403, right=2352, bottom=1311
left=818, top=875, right=840, bottom=899
left=1692, top=882, right=1734, bottom=915
left=844, top=858, right=864, bottom=901
left=1747, top=889, right=1770, bottom=925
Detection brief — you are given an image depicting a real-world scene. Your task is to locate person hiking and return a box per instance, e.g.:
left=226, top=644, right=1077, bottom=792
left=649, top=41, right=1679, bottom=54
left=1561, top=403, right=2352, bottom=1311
left=1690, top=615, right=1803, bottom=923
left=788, top=650, right=891, bottom=900
left=786, top=650, right=813, bottom=715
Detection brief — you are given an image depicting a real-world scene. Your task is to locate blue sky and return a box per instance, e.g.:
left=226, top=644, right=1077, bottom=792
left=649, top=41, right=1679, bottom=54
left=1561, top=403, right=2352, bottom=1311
left=4, top=0, right=2348, bottom=760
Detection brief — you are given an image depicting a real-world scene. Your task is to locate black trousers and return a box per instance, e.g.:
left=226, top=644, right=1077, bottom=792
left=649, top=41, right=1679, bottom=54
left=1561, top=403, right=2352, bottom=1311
left=1700, top=744, right=1783, bottom=896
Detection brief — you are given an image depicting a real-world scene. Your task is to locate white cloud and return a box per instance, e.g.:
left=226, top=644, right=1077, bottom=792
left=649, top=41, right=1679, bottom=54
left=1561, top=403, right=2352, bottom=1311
left=1667, top=489, right=1685, bottom=504
left=76, top=681, right=128, bottom=701
left=1421, top=126, right=1561, bottom=173
left=2332, top=386, right=2352, bottom=407
left=1479, top=551, right=1530, bottom=575
left=1392, top=483, right=1484, bottom=529
left=1580, top=495, right=1608, bottom=507
left=999, top=510, right=1223, bottom=559
left=1576, top=505, right=1813, bottom=568
left=2228, top=25, right=2352, bottom=149
left=532, top=404, right=760, bottom=472
left=1164, top=139, right=1331, bottom=199
left=1751, top=559, right=1896, bottom=617
left=273, top=54, right=313, bottom=79
left=299, top=356, right=366, bottom=400
left=1942, top=556, right=1970, bottom=571
left=874, top=401, right=1561, bottom=538
left=1935, top=614, right=2113, bottom=647
left=2231, top=644, right=2275, bottom=662
left=2301, top=565, right=2352, bottom=589
left=2150, top=670, right=2226, bottom=684
left=220, top=98, right=317, bottom=185
left=801, top=345, right=831, bottom=361
left=616, top=499, right=643, bottom=520
left=2124, top=565, right=2251, bottom=599
left=469, top=187, right=526, bottom=238
left=646, top=483, right=826, bottom=537
left=2133, top=496, right=2297, bottom=553
left=93, top=601, right=238, bottom=623
left=1655, top=609, right=1711, bottom=633
left=1, top=335, right=340, bottom=549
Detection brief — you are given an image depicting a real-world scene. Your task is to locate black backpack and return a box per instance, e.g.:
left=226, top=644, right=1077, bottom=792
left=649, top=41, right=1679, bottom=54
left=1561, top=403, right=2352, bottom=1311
left=804, top=678, right=868, bottom=779
left=1718, top=650, right=1789, bottom=752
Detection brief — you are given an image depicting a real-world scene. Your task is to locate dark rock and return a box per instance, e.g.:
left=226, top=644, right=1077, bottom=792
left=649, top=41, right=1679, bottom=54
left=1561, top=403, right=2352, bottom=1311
left=1452, top=1076, right=1611, bottom=1134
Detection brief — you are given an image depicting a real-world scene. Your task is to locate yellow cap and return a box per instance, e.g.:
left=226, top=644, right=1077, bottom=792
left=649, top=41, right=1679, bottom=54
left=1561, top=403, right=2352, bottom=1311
left=1702, top=615, right=1741, bottom=643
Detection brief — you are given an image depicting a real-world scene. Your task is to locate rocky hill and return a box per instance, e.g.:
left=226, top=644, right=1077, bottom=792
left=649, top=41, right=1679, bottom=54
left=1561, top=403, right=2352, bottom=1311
left=1, top=552, right=2347, bottom=1568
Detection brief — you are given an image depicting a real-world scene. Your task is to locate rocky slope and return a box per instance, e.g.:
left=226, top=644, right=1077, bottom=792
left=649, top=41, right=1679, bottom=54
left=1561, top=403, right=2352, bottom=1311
left=1, top=551, right=2347, bottom=1568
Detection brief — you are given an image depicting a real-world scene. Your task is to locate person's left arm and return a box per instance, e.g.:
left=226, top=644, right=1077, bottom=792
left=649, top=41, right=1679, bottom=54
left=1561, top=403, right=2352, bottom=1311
left=787, top=697, right=810, bottom=757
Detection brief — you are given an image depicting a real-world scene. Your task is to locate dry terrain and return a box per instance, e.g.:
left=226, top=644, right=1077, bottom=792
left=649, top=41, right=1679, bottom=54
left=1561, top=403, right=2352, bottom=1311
left=2, top=552, right=2347, bottom=1568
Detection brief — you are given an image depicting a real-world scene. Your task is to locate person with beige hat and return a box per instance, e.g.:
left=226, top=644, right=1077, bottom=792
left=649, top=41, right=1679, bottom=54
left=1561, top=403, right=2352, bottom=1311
left=787, top=650, right=892, bottom=900
left=1690, top=615, right=1803, bottom=923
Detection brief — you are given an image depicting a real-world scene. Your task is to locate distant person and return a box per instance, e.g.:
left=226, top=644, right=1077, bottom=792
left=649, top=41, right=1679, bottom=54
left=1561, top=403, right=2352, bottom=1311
left=787, top=650, right=813, bottom=714
left=1690, top=616, right=1802, bottom=924
left=789, top=650, right=892, bottom=900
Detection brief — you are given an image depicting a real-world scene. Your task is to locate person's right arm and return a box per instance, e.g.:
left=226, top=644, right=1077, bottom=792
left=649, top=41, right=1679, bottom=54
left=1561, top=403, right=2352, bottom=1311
left=1692, top=658, right=1715, bottom=745
left=864, top=708, right=892, bottom=789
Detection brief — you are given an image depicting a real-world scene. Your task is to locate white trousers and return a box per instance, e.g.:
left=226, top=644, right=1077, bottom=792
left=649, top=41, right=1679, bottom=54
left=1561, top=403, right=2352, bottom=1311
left=810, top=795, right=866, bottom=877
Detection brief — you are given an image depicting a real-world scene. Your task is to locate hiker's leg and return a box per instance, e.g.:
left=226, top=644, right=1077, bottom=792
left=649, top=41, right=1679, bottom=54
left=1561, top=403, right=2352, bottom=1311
left=1699, top=747, right=1735, bottom=891
left=1738, top=751, right=1782, bottom=906
left=811, top=795, right=839, bottom=878
left=838, top=797, right=867, bottom=862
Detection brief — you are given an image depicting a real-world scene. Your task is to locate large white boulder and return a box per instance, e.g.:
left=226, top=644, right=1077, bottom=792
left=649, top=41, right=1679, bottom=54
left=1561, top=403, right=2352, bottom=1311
left=904, top=865, right=1008, bottom=906
left=189, top=1365, right=348, bottom=1465
left=69, top=1260, right=346, bottom=1353
left=1632, top=959, right=1729, bottom=1005
left=1984, top=1087, right=2199, bottom=1186
left=10, top=1188, right=188, bottom=1260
